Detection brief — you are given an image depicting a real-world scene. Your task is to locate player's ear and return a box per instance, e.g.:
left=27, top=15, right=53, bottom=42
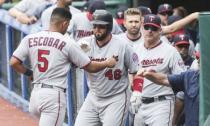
left=62, top=20, right=70, bottom=28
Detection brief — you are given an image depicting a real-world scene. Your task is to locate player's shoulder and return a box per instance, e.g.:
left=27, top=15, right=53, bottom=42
left=112, top=34, right=128, bottom=43
left=116, top=32, right=126, bottom=38
left=160, top=40, right=176, bottom=51
left=70, top=6, right=81, bottom=14
left=42, top=5, right=56, bottom=15
left=72, top=12, right=86, bottom=19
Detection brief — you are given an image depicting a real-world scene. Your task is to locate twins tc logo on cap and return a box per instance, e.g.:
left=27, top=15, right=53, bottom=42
left=173, top=34, right=190, bottom=46
left=143, top=14, right=161, bottom=28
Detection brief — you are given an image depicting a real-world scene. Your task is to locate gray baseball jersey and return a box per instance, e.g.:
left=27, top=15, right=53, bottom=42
left=136, top=41, right=186, bottom=97
left=13, top=30, right=91, bottom=126
left=68, top=12, right=123, bottom=41
left=75, top=34, right=139, bottom=126
left=12, top=31, right=90, bottom=89
left=14, top=0, right=53, bottom=18
left=119, top=32, right=144, bottom=52
left=79, top=35, right=139, bottom=97
left=134, top=41, right=186, bottom=126
left=41, top=5, right=81, bottom=30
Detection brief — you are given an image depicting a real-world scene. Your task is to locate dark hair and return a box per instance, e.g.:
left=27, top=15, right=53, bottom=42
left=51, top=8, right=72, bottom=22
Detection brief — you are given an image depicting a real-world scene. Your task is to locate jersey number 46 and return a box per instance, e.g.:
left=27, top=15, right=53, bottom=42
left=105, top=69, right=122, bottom=80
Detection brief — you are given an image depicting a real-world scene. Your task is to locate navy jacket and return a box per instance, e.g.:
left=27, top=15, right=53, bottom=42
left=168, top=70, right=199, bottom=126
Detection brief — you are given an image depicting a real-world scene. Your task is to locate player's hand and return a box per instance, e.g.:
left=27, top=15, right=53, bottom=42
left=137, top=68, right=156, bottom=77
left=79, top=40, right=91, bottom=53
left=137, top=68, right=146, bottom=76
left=105, top=56, right=117, bottom=68
left=130, top=91, right=142, bottom=114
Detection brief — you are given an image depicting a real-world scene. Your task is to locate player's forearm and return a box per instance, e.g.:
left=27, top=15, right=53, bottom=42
left=85, top=60, right=109, bottom=73
left=10, top=57, right=32, bottom=76
left=143, top=72, right=170, bottom=86
left=162, top=12, right=199, bottom=34
left=8, top=8, right=32, bottom=24
left=9, top=8, right=24, bottom=18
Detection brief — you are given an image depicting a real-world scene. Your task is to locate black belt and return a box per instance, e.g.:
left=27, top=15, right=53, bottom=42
left=142, top=95, right=169, bottom=104
left=35, top=83, right=66, bottom=93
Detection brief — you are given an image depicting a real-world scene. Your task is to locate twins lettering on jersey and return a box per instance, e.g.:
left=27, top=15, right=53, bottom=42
left=90, top=56, right=121, bottom=80
left=77, top=30, right=93, bottom=38
left=141, top=58, right=164, bottom=67
left=28, top=37, right=66, bottom=51
left=90, top=56, right=119, bottom=62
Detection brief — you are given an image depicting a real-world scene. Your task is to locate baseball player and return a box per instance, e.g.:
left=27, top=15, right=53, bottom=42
left=68, top=0, right=123, bottom=114
left=131, top=14, right=186, bottom=126
left=68, top=0, right=122, bottom=42
left=41, top=0, right=81, bottom=30
left=157, top=3, right=173, bottom=26
left=74, top=10, right=139, bottom=126
left=8, top=0, right=54, bottom=24
left=9, top=8, right=116, bottom=126
left=172, top=34, right=195, bottom=125
left=137, top=51, right=200, bottom=126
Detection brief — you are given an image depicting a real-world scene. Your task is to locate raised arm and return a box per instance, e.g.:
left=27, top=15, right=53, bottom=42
left=162, top=12, right=199, bottom=34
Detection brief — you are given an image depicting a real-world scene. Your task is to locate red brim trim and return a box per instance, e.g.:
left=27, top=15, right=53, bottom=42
left=175, top=41, right=190, bottom=46
left=144, top=23, right=160, bottom=28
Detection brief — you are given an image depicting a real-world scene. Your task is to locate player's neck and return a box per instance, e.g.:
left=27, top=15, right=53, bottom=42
left=144, top=40, right=162, bottom=50
left=126, top=32, right=141, bottom=42
left=49, top=26, right=64, bottom=35
left=57, top=3, right=70, bottom=10
left=96, top=34, right=112, bottom=48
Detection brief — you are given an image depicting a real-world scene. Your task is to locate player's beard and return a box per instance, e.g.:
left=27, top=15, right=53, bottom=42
left=94, top=31, right=108, bottom=41
left=129, top=27, right=140, bottom=36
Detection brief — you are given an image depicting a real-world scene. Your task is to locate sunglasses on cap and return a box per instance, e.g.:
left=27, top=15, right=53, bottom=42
left=144, top=25, right=159, bottom=31
left=93, top=24, right=107, bottom=29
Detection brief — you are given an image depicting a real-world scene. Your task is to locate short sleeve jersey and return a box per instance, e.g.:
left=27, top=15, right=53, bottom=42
left=12, top=31, right=90, bottom=88
left=14, top=0, right=52, bottom=17
left=78, top=35, right=139, bottom=97
left=68, top=12, right=123, bottom=42
left=41, top=5, right=81, bottom=30
left=136, top=41, right=186, bottom=97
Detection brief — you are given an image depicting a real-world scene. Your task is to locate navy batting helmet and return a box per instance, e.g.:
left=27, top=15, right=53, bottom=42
left=92, top=10, right=113, bottom=34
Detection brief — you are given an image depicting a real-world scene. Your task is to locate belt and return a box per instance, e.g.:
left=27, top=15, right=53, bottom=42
left=34, top=83, right=66, bottom=93
left=142, top=95, right=172, bottom=104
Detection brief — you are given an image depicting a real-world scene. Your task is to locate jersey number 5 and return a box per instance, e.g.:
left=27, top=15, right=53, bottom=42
left=38, top=49, right=50, bottom=72
left=105, top=69, right=122, bottom=80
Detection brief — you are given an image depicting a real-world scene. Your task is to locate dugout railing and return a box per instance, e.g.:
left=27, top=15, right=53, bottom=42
left=0, top=9, right=130, bottom=126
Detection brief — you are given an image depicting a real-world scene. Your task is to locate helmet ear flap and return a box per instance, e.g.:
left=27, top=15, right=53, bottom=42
left=92, top=10, right=113, bottom=33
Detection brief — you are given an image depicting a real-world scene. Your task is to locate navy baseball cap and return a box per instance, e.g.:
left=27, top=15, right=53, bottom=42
left=174, top=34, right=190, bottom=46
left=138, top=6, right=152, bottom=16
left=143, top=14, right=161, bottom=28
left=157, top=3, right=173, bottom=14
left=88, top=0, right=106, bottom=14
left=168, top=15, right=182, bottom=25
